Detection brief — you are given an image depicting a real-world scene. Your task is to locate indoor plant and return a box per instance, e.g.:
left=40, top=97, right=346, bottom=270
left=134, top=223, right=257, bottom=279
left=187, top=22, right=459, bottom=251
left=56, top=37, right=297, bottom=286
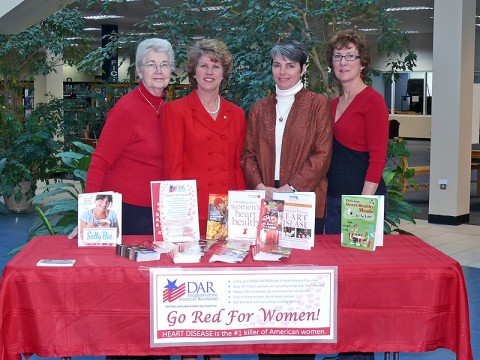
left=383, top=138, right=421, bottom=234
left=0, top=99, right=65, bottom=212
left=29, top=141, right=93, bottom=238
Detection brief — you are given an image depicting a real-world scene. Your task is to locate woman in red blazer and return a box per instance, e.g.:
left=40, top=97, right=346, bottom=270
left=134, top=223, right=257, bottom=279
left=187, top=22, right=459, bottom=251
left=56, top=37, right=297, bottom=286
left=162, top=39, right=246, bottom=237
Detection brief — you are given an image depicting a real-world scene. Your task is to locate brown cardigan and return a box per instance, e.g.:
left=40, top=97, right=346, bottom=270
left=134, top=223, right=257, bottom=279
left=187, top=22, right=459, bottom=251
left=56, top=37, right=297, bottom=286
left=241, top=88, right=332, bottom=218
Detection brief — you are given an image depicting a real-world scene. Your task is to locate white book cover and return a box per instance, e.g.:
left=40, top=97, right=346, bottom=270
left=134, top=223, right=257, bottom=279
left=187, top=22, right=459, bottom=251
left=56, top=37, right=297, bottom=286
left=227, top=190, right=265, bottom=245
left=151, top=180, right=200, bottom=243
left=78, top=191, right=122, bottom=247
left=273, top=192, right=316, bottom=250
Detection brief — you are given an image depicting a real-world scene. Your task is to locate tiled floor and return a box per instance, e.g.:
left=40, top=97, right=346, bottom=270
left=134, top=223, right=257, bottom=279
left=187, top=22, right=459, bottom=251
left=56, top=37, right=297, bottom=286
left=0, top=213, right=479, bottom=360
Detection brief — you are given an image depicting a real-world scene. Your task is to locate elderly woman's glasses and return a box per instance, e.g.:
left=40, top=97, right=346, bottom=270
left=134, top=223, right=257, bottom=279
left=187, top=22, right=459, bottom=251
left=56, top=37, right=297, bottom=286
left=142, top=62, right=170, bottom=71
left=332, top=53, right=360, bottom=62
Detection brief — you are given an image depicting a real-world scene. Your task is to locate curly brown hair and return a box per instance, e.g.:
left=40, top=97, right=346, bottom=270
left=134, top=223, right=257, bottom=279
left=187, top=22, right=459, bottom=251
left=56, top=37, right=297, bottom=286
left=186, top=38, right=233, bottom=90
left=327, top=30, right=371, bottom=77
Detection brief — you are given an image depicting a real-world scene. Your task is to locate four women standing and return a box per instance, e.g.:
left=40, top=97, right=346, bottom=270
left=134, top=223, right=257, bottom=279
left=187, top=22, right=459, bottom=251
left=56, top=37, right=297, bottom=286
left=87, top=33, right=388, bottom=238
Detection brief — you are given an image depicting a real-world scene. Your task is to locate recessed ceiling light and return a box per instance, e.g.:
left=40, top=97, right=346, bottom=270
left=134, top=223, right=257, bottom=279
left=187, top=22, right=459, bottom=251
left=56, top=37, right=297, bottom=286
left=85, top=27, right=101, bottom=31
left=386, top=6, right=433, bottom=12
left=83, top=15, right=124, bottom=20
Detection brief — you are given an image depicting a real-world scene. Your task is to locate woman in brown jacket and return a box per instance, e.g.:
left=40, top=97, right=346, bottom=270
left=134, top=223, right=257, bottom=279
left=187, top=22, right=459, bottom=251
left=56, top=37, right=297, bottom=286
left=241, top=40, right=332, bottom=234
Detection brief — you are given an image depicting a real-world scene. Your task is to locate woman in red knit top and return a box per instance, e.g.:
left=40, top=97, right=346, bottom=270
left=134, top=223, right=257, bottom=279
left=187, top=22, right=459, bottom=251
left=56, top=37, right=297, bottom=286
left=323, top=29, right=389, bottom=360
left=324, top=30, right=389, bottom=235
left=85, top=38, right=175, bottom=235
left=162, top=39, right=246, bottom=237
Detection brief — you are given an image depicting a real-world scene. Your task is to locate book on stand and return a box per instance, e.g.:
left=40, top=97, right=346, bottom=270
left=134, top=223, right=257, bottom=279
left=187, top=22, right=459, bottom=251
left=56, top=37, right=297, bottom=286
left=206, top=194, right=228, bottom=241
left=340, top=195, right=385, bottom=251
left=227, top=190, right=265, bottom=245
left=78, top=191, right=122, bottom=247
left=151, top=180, right=200, bottom=243
left=273, top=192, right=316, bottom=250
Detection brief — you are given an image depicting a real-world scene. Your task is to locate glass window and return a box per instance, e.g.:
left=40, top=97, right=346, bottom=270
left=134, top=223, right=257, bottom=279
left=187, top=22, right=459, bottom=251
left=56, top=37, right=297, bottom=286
left=381, top=71, right=432, bottom=115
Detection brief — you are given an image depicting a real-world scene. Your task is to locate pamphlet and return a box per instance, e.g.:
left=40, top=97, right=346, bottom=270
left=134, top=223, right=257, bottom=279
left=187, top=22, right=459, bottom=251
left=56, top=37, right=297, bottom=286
left=273, top=192, right=316, bottom=250
left=340, top=195, right=385, bottom=251
left=37, top=259, right=76, bottom=267
left=227, top=190, right=265, bottom=245
left=151, top=180, right=200, bottom=243
left=78, top=191, right=122, bottom=247
left=168, top=241, right=206, bottom=264
left=206, top=194, right=228, bottom=241
left=252, top=244, right=292, bottom=261
left=115, top=244, right=161, bottom=262
left=208, top=239, right=251, bottom=263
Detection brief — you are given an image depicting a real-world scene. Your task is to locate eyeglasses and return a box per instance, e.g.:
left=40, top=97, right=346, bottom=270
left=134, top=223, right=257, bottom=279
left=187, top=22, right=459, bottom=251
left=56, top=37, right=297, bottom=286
left=142, top=62, right=170, bottom=71
left=332, top=53, right=361, bottom=62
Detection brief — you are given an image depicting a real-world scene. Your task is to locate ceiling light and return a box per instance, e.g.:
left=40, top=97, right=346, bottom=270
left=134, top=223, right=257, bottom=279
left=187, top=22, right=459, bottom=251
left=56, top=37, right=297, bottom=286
left=83, top=15, right=124, bottom=20
left=85, top=27, right=101, bottom=31
left=386, top=6, right=433, bottom=12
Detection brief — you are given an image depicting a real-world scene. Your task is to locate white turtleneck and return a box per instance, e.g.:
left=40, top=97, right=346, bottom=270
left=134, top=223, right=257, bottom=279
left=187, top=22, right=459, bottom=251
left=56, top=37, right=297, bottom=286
left=275, top=80, right=304, bottom=180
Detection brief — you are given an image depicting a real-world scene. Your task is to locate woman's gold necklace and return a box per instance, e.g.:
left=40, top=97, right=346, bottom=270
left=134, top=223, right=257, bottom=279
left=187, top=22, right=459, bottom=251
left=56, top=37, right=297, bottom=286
left=139, top=87, right=162, bottom=117
left=276, top=102, right=294, bottom=122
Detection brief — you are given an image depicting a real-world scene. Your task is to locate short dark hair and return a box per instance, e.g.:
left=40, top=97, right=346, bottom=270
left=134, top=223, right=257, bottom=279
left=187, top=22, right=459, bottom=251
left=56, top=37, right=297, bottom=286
left=327, top=30, right=371, bottom=77
left=270, top=40, right=309, bottom=68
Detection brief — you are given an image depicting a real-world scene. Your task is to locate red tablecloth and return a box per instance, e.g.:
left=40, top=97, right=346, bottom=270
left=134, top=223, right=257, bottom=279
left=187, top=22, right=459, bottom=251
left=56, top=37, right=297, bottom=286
left=0, top=235, right=473, bottom=360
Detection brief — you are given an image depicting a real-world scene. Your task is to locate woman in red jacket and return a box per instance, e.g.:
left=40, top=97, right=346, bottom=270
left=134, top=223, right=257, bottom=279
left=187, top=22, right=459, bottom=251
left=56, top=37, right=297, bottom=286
left=162, top=39, right=246, bottom=237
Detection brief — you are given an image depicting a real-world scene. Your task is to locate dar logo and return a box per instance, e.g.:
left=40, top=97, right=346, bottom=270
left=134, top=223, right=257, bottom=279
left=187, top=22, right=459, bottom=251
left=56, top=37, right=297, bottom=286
left=163, top=279, right=186, bottom=303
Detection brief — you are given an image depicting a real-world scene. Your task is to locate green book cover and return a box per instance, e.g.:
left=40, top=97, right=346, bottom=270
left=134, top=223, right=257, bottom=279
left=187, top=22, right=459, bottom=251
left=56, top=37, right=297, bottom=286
left=341, top=195, right=384, bottom=251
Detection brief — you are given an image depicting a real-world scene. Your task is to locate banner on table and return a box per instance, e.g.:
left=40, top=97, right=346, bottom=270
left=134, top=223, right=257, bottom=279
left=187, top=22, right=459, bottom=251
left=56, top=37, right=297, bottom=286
left=150, top=266, right=337, bottom=346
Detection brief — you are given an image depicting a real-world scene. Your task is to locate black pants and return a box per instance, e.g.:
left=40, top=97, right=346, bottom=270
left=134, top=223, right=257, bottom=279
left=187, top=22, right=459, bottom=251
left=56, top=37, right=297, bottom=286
left=122, top=202, right=153, bottom=235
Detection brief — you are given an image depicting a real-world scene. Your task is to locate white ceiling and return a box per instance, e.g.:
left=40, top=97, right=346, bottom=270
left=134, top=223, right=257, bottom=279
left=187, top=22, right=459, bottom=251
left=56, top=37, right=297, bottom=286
left=75, top=0, right=443, bottom=46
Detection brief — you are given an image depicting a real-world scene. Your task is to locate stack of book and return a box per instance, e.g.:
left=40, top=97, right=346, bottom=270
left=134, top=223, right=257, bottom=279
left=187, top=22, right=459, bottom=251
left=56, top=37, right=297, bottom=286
left=116, top=244, right=160, bottom=262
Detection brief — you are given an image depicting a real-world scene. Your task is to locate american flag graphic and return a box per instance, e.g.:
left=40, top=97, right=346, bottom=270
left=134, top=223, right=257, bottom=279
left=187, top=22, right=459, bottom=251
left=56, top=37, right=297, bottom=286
left=163, top=281, right=186, bottom=302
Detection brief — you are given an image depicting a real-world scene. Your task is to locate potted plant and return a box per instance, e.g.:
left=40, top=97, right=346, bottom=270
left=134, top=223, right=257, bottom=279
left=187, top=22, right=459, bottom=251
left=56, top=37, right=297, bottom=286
left=383, top=138, right=421, bottom=234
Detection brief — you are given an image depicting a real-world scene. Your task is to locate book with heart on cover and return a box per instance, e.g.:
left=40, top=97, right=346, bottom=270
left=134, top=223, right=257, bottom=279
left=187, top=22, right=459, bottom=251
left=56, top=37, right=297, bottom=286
left=78, top=191, right=122, bottom=247
left=227, top=190, right=265, bottom=245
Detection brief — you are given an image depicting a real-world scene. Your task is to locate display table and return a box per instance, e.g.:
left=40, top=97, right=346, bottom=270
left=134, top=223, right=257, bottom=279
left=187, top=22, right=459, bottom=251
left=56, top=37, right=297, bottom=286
left=0, top=235, right=473, bottom=360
